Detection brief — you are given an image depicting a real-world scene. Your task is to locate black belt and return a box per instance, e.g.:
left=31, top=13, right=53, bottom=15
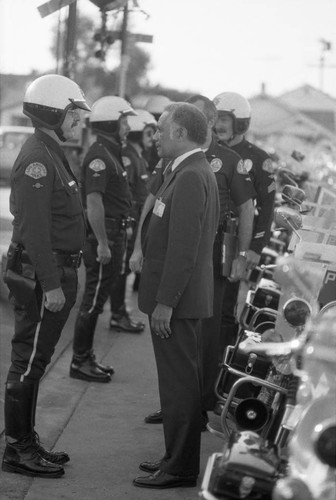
left=9, top=243, right=82, bottom=270
left=53, top=251, right=82, bottom=269
left=105, top=217, right=132, bottom=231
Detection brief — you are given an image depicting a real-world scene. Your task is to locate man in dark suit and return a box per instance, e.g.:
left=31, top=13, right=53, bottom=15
left=133, top=103, right=220, bottom=489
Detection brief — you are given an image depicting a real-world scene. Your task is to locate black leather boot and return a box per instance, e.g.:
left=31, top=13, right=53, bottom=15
left=70, top=352, right=112, bottom=382
left=31, top=384, right=70, bottom=465
left=2, top=381, right=64, bottom=478
left=88, top=349, right=114, bottom=375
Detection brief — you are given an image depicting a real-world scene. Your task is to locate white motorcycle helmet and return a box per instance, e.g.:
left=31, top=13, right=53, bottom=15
left=127, top=109, right=157, bottom=132
left=23, top=74, right=90, bottom=132
left=144, top=95, right=172, bottom=120
left=213, top=91, right=251, bottom=135
left=89, top=96, right=136, bottom=135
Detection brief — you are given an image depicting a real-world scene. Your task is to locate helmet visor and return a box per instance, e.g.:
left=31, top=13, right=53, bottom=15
left=69, top=98, right=91, bottom=112
left=121, top=107, right=137, bottom=117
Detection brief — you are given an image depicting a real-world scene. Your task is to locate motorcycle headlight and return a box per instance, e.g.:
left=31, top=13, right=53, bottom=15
left=313, top=421, right=336, bottom=468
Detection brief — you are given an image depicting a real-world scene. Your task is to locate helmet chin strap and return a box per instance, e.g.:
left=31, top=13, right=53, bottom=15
left=55, top=126, right=67, bottom=142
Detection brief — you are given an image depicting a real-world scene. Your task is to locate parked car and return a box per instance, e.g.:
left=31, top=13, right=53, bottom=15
left=0, top=126, right=34, bottom=183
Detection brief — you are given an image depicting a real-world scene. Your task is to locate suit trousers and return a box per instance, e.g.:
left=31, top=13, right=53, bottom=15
left=150, top=317, right=203, bottom=477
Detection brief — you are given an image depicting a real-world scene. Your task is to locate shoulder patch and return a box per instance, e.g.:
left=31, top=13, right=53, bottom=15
left=89, top=159, right=106, bottom=172
left=262, top=159, right=275, bottom=174
left=237, top=159, right=248, bottom=175
left=25, top=162, right=47, bottom=179
left=122, top=156, right=132, bottom=167
left=210, top=158, right=222, bottom=173
left=243, top=159, right=253, bottom=172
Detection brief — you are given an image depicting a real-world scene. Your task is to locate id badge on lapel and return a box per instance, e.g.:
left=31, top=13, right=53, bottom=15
left=153, top=198, right=165, bottom=217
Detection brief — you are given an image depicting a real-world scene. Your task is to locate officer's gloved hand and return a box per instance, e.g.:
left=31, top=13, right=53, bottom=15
left=246, top=250, right=261, bottom=271
left=45, top=287, right=65, bottom=312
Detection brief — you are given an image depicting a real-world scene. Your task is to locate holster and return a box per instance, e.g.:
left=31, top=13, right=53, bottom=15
left=3, top=243, right=41, bottom=322
left=220, top=221, right=238, bottom=277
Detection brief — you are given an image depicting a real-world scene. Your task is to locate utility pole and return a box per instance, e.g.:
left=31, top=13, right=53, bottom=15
left=37, top=0, right=77, bottom=76
left=63, top=0, right=77, bottom=78
left=118, top=1, right=129, bottom=97
left=308, top=39, right=336, bottom=92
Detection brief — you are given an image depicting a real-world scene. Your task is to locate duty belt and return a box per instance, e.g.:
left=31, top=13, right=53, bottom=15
left=105, top=217, right=133, bottom=231
left=9, top=243, right=82, bottom=270
left=53, top=251, right=82, bottom=269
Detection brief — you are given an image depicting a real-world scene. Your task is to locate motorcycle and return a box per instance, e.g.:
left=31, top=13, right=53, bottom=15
left=200, top=292, right=314, bottom=500
left=200, top=251, right=333, bottom=500
left=212, top=196, right=307, bottom=425
left=272, top=301, right=336, bottom=500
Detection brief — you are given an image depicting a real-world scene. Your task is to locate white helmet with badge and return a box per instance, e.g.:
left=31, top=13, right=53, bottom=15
left=90, top=96, right=136, bottom=124
left=144, top=95, right=172, bottom=120
left=213, top=91, right=251, bottom=135
left=23, top=74, right=90, bottom=130
left=128, top=109, right=157, bottom=132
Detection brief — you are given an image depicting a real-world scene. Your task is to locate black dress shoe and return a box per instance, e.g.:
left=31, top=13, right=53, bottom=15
left=139, top=459, right=162, bottom=473
left=144, top=409, right=163, bottom=424
left=110, top=312, right=145, bottom=333
left=133, top=470, right=197, bottom=489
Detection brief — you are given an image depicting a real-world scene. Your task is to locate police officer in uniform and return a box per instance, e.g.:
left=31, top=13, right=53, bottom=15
left=2, top=74, right=90, bottom=478
left=135, top=96, right=255, bottom=425
left=213, top=91, right=276, bottom=351
left=143, top=95, right=172, bottom=173
left=188, top=95, right=256, bottom=417
left=69, top=96, right=135, bottom=382
left=109, top=110, right=157, bottom=332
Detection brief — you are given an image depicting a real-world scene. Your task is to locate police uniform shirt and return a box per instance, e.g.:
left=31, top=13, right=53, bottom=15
left=230, top=138, right=276, bottom=254
left=10, top=129, right=85, bottom=292
left=122, top=142, right=149, bottom=208
left=206, top=137, right=255, bottom=224
left=83, top=134, right=131, bottom=219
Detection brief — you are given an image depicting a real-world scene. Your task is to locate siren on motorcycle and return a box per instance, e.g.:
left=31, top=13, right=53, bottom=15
left=234, top=297, right=312, bottom=434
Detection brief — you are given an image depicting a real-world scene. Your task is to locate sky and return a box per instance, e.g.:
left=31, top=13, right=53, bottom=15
left=1, top=0, right=336, bottom=100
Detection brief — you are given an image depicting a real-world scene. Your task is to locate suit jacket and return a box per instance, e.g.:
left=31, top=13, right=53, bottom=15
left=138, top=150, right=220, bottom=319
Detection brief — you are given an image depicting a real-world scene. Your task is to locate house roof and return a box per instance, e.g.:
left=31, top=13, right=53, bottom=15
left=279, top=84, right=336, bottom=111
left=249, top=92, right=336, bottom=141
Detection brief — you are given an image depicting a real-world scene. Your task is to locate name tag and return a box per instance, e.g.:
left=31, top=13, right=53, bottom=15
left=153, top=198, right=165, bottom=217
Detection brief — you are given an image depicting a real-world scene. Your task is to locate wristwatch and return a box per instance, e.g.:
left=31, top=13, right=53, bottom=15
left=239, top=251, right=247, bottom=258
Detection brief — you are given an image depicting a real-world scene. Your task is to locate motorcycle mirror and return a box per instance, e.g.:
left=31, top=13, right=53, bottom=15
left=283, top=298, right=312, bottom=327
left=274, top=206, right=303, bottom=232
left=281, top=185, right=306, bottom=206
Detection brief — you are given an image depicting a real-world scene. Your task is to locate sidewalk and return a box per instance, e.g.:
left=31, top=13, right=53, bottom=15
left=0, top=280, right=221, bottom=500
